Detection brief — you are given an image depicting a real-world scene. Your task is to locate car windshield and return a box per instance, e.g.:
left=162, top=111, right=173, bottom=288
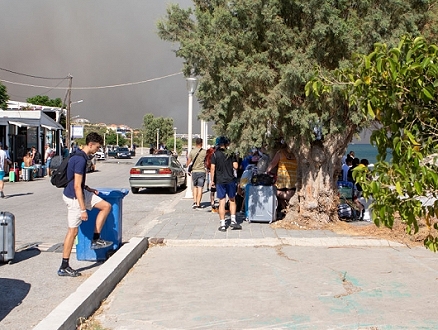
left=119, top=148, right=129, bottom=152
left=137, top=157, right=170, bottom=166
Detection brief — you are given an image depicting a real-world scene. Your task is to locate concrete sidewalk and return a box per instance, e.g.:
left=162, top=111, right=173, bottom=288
left=35, top=191, right=438, bottom=329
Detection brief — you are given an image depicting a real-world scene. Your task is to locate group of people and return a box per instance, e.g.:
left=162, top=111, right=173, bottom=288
left=340, top=150, right=371, bottom=218
left=186, top=137, right=298, bottom=232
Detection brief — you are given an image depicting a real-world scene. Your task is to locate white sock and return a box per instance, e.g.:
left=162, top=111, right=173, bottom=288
left=231, top=215, right=236, bottom=223
left=220, top=220, right=226, bottom=227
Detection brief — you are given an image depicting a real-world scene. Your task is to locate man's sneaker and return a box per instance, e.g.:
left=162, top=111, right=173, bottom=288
left=218, top=225, right=227, bottom=232
left=195, top=205, right=204, bottom=210
left=192, top=203, right=197, bottom=209
left=0, top=191, right=5, bottom=198
left=230, top=222, right=242, bottom=230
left=58, top=266, right=81, bottom=277
left=91, top=238, right=113, bottom=250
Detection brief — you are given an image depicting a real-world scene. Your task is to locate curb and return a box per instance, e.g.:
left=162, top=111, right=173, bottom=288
left=162, top=236, right=405, bottom=248
left=33, top=236, right=149, bottom=330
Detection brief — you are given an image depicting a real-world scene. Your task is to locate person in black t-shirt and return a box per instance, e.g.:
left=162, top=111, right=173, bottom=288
left=210, top=137, right=241, bottom=232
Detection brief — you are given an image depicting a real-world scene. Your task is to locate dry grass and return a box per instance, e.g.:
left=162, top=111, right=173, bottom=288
left=273, top=214, right=438, bottom=248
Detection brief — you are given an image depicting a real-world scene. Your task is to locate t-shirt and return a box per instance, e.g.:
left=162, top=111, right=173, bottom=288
left=211, top=148, right=237, bottom=184
left=63, top=150, right=88, bottom=199
left=0, top=150, right=6, bottom=171
left=188, top=147, right=207, bottom=173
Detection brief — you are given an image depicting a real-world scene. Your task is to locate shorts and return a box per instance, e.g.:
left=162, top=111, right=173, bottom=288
left=216, top=182, right=237, bottom=200
left=63, top=190, right=104, bottom=228
left=192, top=172, right=206, bottom=187
left=0, top=170, right=4, bottom=180
left=46, top=158, right=51, bottom=170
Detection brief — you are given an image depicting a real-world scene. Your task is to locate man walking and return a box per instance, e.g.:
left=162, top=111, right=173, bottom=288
left=58, top=132, right=112, bottom=277
left=186, top=138, right=207, bottom=209
left=210, top=137, right=241, bottom=231
left=0, top=143, right=7, bottom=198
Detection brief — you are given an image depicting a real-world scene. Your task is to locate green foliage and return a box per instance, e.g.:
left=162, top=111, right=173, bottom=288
left=166, top=137, right=183, bottom=154
left=310, top=36, right=438, bottom=250
left=26, top=95, right=63, bottom=108
left=158, top=0, right=434, bottom=153
left=142, top=113, right=174, bottom=148
left=0, top=82, right=8, bottom=109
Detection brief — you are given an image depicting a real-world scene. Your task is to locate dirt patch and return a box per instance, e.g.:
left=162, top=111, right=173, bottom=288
left=272, top=215, right=437, bottom=248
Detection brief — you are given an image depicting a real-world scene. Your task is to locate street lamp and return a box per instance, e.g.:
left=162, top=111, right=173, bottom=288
left=66, top=99, right=83, bottom=151
left=184, top=77, right=198, bottom=199
left=173, top=127, right=177, bottom=154
left=141, top=133, right=144, bottom=155
left=156, top=128, right=160, bottom=149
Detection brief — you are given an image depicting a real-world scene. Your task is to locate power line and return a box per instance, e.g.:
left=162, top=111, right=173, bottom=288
left=0, top=67, right=69, bottom=80
left=0, top=72, right=183, bottom=90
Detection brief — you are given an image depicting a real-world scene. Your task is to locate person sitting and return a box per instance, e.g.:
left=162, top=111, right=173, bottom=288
left=23, top=151, right=33, bottom=167
left=266, top=143, right=298, bottom=219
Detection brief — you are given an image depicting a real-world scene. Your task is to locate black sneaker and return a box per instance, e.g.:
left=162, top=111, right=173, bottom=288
left=58, top=266, right=81, bottom=277
left=192, top=203, right=197, bottom=209
left=91, top=238, right=113, bottom=250
left=230, top=222, right=242, bottom=230
left=218, top=225, right=227, bottom=232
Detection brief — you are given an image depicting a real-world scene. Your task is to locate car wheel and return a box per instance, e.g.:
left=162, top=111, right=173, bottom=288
left=169, top=178, right=178, bottom=194
left=131, top=187, right=139, bottom=194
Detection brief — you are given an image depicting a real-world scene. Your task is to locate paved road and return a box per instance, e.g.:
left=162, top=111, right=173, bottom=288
left=0, top=155, right=186, bottom=330
left=94, top=192, right=438, bottom=329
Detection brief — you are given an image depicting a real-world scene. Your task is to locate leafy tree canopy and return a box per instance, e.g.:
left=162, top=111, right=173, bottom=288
left=158, top=0, right=435, bottom=153
left=142, top=113, right=175, bottom=148
left=0, top=81, right=9, bottom=109
left=26, top=95, right=63, bottom=108
left=309, top=36, right=438, bottom=250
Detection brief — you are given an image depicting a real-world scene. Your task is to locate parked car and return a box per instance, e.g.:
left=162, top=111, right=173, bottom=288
left=115, top=147, right=131, bottom=159
left=129, top=155, right=187, bottom=194
left=94, top=148, right=106, bottom=160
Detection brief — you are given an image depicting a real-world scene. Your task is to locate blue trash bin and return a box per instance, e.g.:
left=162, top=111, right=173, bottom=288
left=76, top=188, right=129, bottom=261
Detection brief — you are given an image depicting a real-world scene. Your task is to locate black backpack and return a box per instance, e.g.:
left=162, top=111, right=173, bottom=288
left=50, top=153, right=85, bottom=188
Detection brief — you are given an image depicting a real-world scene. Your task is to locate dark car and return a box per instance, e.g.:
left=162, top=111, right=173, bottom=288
left=129, top=155, right=187, bottom=193
left=115, top=147, right=131, bottom=159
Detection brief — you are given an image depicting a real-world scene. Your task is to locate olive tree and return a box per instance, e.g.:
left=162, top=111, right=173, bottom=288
left=309, top=36, right=438, bottom=249
left=158, top=0, right=436, bottom=223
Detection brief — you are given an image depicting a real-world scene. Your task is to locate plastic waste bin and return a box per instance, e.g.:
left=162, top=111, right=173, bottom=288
left=76, top=188, right=129, bottom=261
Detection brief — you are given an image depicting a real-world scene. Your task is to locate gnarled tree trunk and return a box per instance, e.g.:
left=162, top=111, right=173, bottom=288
left=286, top=132, right=354, bottom=225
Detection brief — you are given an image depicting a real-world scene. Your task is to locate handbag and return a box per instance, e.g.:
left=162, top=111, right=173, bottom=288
left=187, top=148, right=202, bottom=173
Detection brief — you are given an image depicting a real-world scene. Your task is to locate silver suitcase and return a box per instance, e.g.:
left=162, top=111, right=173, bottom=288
left=0, top=211, right=15, bottom=263
left=245, top=185, right=277, bottom=223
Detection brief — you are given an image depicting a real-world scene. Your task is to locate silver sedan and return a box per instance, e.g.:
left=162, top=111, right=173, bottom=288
left=129, top=155, right=187, bottom=194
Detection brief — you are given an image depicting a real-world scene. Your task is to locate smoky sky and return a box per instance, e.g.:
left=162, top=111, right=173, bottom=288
left=0, top=0, right=201, bottom=132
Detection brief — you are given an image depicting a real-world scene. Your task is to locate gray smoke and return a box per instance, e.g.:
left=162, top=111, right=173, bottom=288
left=0, top=0, right=200, bottom=132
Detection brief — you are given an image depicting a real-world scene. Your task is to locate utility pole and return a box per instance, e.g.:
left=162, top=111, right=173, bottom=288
left=65, top=75, right=73, bottom=151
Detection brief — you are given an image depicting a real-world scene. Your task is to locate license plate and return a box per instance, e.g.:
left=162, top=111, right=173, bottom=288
left=143, top=170, right=156, bottom=174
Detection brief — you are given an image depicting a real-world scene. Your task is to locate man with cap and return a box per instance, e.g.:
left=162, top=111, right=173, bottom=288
left=0, top=143, right=7, bottom=198
left=210, top=137, right=241, bottom=231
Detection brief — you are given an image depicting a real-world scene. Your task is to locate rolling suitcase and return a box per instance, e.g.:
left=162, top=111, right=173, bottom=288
left=245, top=185, right=277, bottom=223
left=9, top=163, right=19, bottom=182
left=0, top=211, right=15, bottom=264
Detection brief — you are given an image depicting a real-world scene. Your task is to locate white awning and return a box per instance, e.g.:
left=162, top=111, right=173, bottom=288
left=41, top=124, right=61, bottom=130
left=8, top=121, right=31, bottom=127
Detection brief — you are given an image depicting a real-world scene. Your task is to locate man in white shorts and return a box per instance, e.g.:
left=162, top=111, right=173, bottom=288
left=58, top=132, right=112, bottom=277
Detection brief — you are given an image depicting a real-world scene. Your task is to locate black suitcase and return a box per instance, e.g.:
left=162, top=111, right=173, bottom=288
left=0, top=211, right=15, bottom=263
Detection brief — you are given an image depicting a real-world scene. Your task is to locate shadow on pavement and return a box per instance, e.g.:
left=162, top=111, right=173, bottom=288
left=0, top=278, right=31, bottom=321
left=76, top=261, right=104, bottom=273
left=3, top=192, right=34, bottom=198
left=2, top=248, right=41, bottom=265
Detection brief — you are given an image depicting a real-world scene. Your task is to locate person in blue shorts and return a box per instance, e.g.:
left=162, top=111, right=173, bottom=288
left=210, top=137, right=241, bottom=232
